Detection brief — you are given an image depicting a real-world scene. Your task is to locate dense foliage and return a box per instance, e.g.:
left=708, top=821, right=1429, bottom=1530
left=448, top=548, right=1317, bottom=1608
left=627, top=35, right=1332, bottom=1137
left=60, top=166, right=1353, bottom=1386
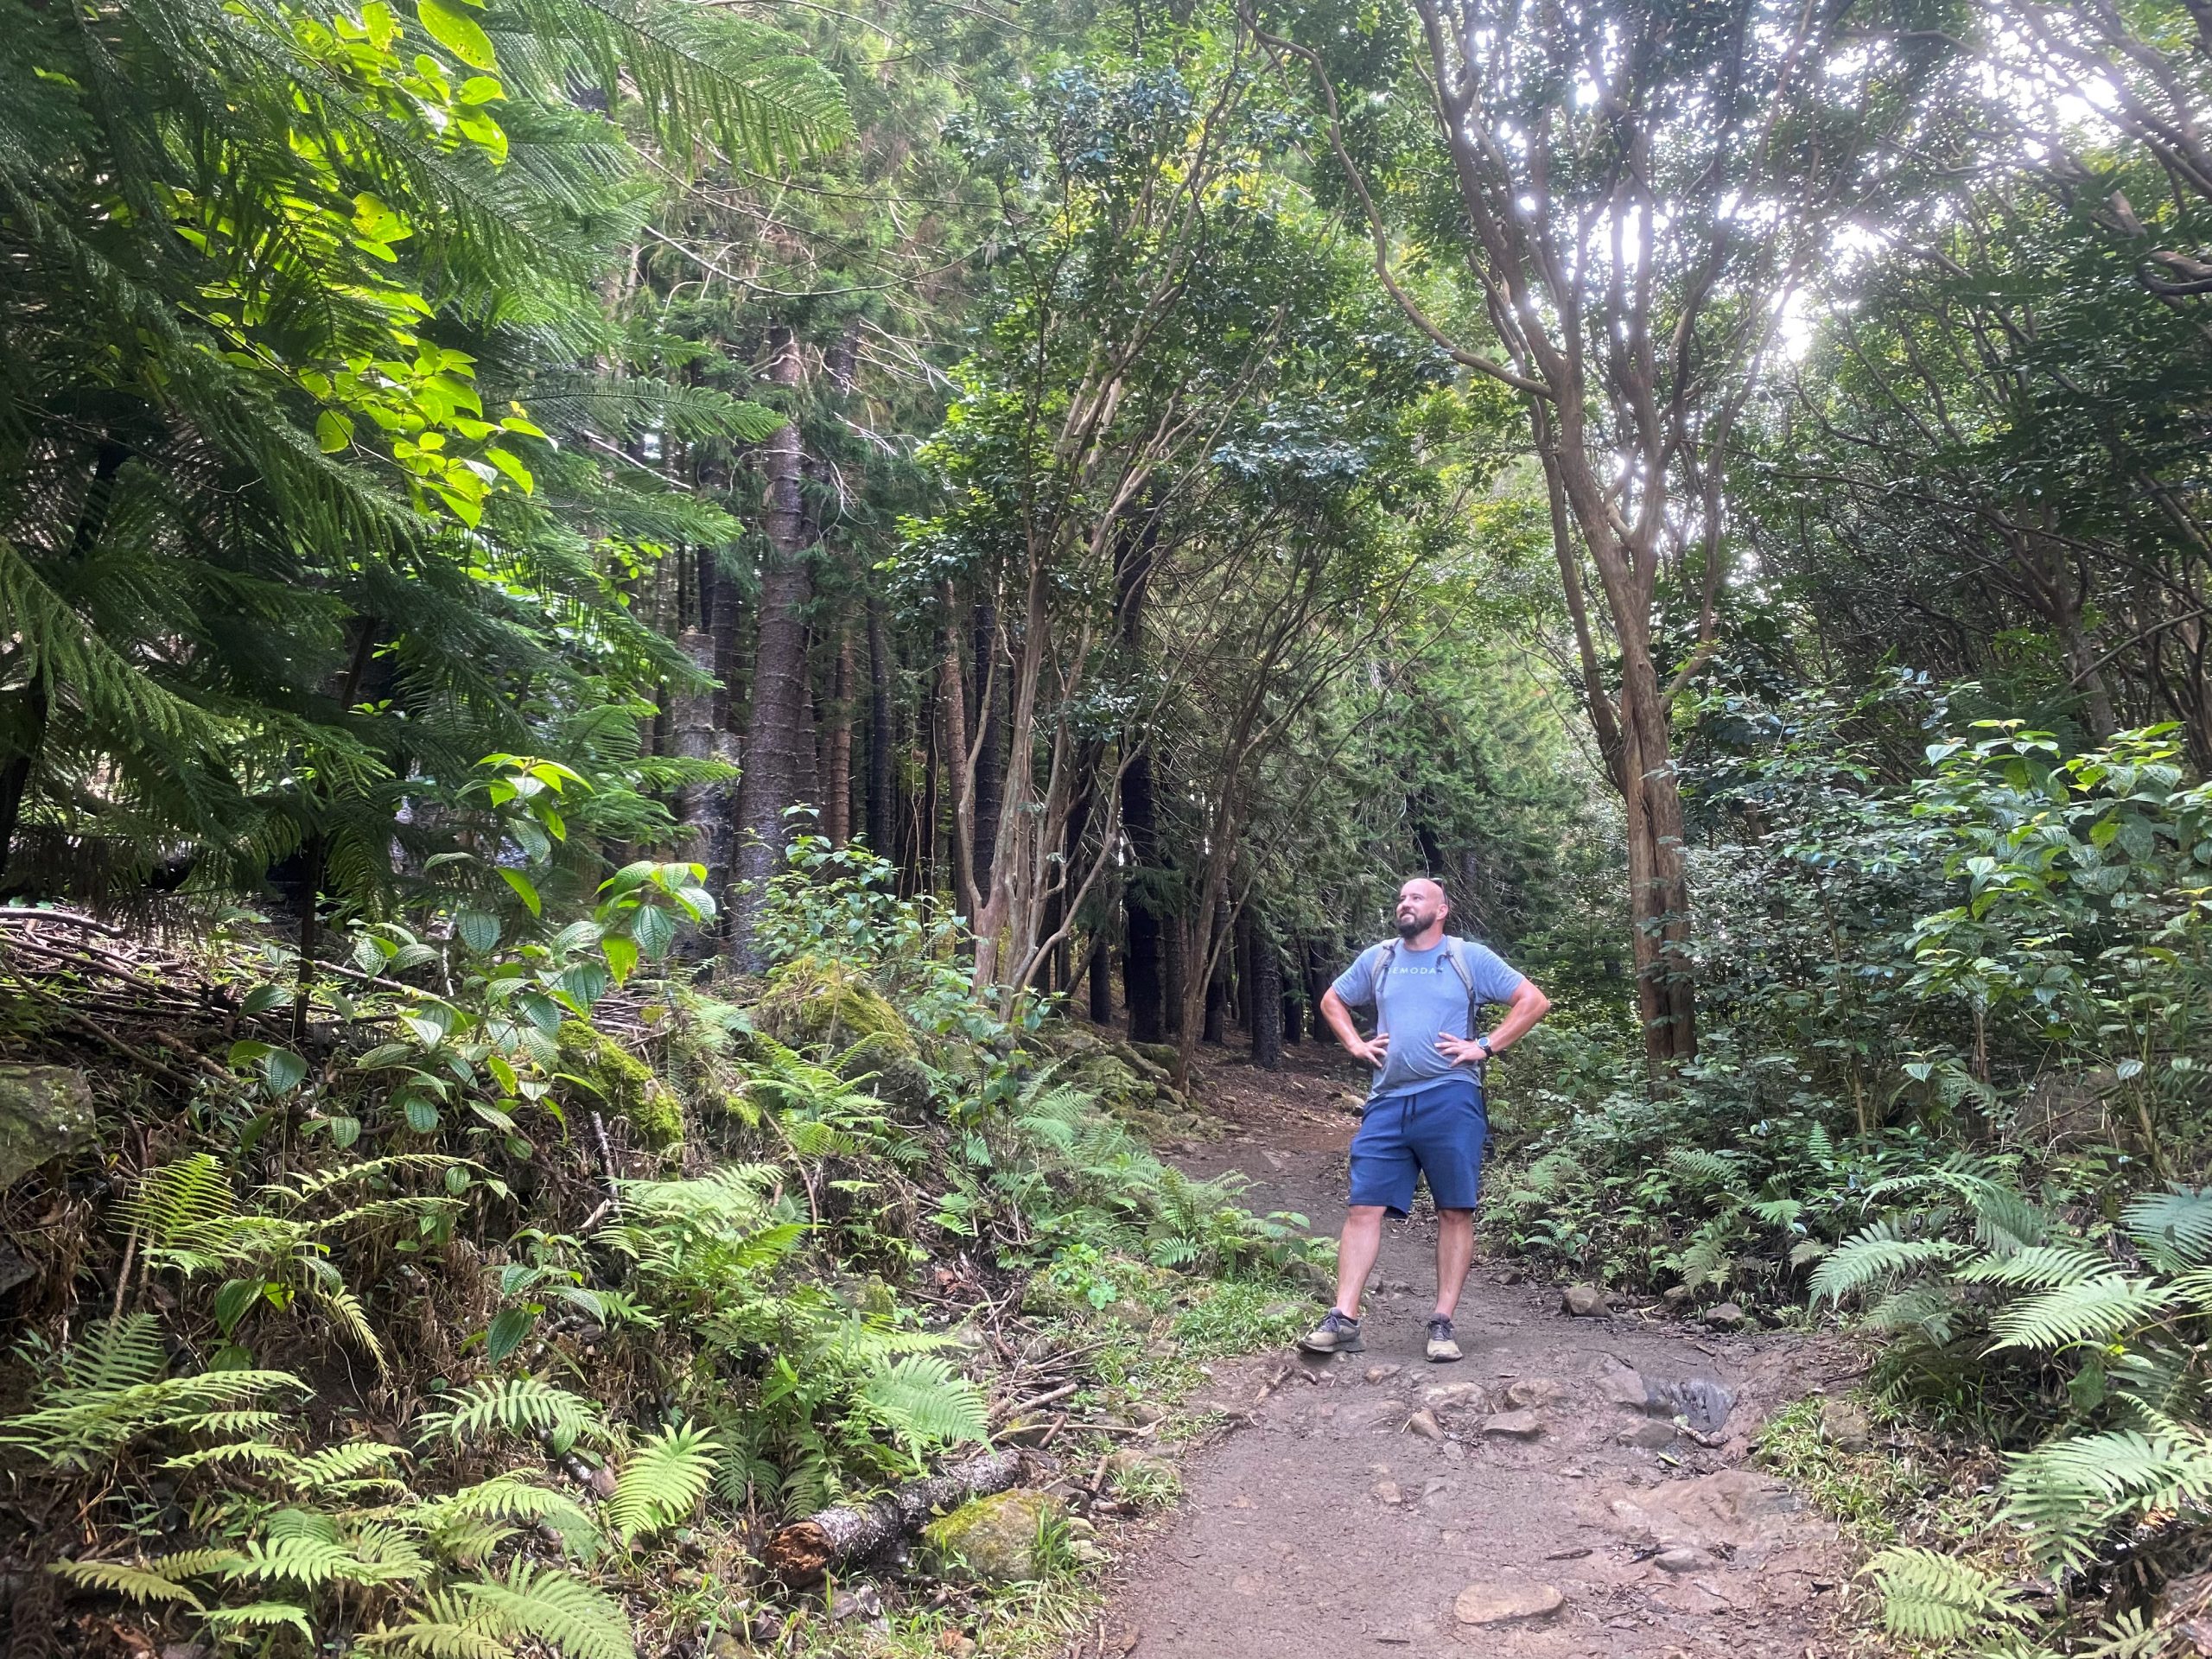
left=13, top=0, right=2212, bottom=1652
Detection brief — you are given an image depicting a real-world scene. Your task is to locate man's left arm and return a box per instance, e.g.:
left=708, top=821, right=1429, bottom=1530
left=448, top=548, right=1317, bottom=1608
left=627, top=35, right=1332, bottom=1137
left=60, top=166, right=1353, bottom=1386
left=1436, top=978, right=1551, bottom=1065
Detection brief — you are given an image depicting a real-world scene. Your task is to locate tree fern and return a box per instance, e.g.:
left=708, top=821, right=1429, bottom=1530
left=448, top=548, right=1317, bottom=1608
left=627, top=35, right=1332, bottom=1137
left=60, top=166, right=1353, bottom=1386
left=605, top=1421, right=719, bottom=1544
left=857, top=1355, right=989, bottom=1453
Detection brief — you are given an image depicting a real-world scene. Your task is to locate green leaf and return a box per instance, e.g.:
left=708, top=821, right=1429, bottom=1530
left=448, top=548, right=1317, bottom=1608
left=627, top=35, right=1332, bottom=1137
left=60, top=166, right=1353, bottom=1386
left=601, top=936, right=639, bottom=985
left=261, top=1049, right=308, bottom=1096
left=455, top=909, right=501, bottom=953
left=500, top=868, right=542, bottom=917
left=214, top=1278, right=264, bottom=1337
left=417, top=0, right=495, bottom=68
left=315, top=410, right=354, bottom=453
left=240, top=984, right=288, bottom=1017
left=485, top=1306, right=535, bottom=1363
left=404, top=1096, right=442, bottom=1135
left=327, top=1115, right=362, bottom=1150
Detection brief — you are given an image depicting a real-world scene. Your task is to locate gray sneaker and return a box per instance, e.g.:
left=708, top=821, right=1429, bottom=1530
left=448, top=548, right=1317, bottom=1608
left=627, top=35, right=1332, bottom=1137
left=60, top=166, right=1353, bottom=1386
left=1426, top=1317, right=1463, bottom=1363
left=1298, top=1310, right=1364, bottom=1354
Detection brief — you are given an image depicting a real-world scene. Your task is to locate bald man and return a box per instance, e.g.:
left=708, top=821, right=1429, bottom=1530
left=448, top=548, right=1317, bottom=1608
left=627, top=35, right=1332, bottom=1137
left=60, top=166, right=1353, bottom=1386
left=1301, top=877, right=1551, bottom=1363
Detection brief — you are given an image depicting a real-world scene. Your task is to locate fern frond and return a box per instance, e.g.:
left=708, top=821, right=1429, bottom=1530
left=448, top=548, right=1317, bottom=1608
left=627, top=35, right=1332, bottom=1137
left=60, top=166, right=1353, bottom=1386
left=416, top=1378, right=606, bottom=1451
left=1863, top=1547, right=2030, bottom=1642
left=2003, top=1428, right=2212, bottom=1570
left=2124, top=1187, right=2212, bottom=1268
left=51, top=1558, right=206, bottom=1608
left=453, top=1561, right=636, bottom=1659
left=857, top=1355, right=988, bottom=1451
left=1808, top=1227, right=1965, bottom=1306
left=1953, top=1245, right=2112, bottom=1290
left=1984, top=1275, right=2171, bottom=1356
left=606, top=1421, right=718, bottom=1543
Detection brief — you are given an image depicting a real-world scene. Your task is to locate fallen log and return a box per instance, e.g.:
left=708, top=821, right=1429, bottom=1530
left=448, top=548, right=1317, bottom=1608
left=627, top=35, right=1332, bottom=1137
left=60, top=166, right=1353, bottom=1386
left=762, top=1449, right=1022, bottom=1580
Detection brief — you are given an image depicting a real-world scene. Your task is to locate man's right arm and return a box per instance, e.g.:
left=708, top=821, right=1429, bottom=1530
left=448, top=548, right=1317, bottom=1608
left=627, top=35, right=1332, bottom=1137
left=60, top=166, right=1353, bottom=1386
left=1320, top=986, right=1388, bottom=1067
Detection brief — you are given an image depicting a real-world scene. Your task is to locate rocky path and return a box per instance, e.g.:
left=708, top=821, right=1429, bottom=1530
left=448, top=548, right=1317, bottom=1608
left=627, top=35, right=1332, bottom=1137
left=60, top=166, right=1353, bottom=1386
left=1086, top=1050, right=1862, bottom=1659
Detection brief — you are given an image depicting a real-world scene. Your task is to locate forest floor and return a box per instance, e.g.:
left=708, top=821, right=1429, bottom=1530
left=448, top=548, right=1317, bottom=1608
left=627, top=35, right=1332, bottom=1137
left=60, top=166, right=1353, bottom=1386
left=1080, top=1044, right=1870, bottom=1659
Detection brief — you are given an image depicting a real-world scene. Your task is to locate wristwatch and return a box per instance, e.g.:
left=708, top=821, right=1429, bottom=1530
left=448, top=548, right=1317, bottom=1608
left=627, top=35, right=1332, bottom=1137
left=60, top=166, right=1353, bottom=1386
left=1474, top=1035, right=1494, bottom=1061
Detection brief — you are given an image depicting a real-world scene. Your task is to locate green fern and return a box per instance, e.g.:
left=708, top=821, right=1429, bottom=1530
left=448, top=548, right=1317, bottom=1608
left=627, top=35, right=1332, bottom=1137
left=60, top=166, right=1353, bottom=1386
left=1983, top=1274, right=2171, bottom=1355
left=1864, top=1546, right=2031, bottom=1642
left=2001, top=1428, right=2212, bottom=1570
left=416, top=1378, right=606, bottom=1452
left=2123, top=1187, right=2212, bottom=1268
left=857, top=1355, right=989, bottom=1452
left=451, top=1560, right=636, bottom=1659
left=1808, top=1225, right=1966, bottom=1306
left=605, top=1421, right=719, bottom=1544
left=1952, top=1243, right=2113, bottom=1289
left=51, top=1557, right=209, bottom=1608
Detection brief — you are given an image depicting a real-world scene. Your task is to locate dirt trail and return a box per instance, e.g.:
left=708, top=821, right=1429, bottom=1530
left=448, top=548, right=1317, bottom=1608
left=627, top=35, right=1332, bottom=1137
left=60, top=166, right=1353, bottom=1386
left=1090, top=1049, right=1860, bottom=1659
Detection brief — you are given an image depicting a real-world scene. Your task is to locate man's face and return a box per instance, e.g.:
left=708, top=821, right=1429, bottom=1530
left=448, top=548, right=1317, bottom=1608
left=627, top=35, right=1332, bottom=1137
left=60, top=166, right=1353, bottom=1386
left=1394, top=880, right=1446, bottom=940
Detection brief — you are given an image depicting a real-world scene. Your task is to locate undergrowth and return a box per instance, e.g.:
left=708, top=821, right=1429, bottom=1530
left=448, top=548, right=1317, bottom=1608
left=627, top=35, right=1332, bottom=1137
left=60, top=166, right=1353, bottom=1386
left=0, top=813, right=1324, bottom=1657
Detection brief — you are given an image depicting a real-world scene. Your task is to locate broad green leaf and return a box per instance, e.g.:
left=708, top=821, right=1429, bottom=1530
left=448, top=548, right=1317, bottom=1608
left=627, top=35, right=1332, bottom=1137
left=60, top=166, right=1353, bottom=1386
left=417, top=0, right=495, bottom=68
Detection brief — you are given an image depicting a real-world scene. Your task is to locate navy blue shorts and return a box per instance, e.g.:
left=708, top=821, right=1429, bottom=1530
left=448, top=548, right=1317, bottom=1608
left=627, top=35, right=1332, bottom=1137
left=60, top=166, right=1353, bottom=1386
left=1347, top=1078, right=1487, bottom=1218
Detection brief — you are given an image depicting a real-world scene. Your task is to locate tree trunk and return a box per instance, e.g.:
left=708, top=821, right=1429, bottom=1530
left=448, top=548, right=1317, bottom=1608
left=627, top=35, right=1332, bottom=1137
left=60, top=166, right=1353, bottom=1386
left=0, top=439, right=128, bottom=887
left=728, top=328, right=812, bottom=973
left=672, top=626, right=731, bottom=890
left=866, top=596, right=895, bottom=855
left=1089, top=931, right=1114, bottom=1025
left=1120, top=753, right=1166, bottom=1043
left=1250, top=918, right=1283, bottom=1071
left=1163, top=912, right=1186, bottom=1038
left=762, top=1450, right=1022, bottom=1583
left=826, top=627, right=854, bottom=847
left=969, top=596, right=1003, bottom=893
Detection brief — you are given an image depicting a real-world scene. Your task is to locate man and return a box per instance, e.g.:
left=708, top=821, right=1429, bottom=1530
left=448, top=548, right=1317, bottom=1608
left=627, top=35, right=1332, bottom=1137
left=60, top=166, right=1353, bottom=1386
left=1301, top=877, right=1551, bottom=1363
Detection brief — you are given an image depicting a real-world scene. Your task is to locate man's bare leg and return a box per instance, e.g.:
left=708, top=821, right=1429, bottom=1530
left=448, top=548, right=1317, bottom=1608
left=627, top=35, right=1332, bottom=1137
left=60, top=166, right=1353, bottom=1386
left=1334, top=1205, right=1387, bottom=1317
left=1433, top=1208, right=1474, bottom=1320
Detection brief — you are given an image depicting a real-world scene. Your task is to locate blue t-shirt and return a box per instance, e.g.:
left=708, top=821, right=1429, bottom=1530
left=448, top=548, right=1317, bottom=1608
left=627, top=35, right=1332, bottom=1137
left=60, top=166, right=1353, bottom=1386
left=1332, top=937, right=1527, bottom=1103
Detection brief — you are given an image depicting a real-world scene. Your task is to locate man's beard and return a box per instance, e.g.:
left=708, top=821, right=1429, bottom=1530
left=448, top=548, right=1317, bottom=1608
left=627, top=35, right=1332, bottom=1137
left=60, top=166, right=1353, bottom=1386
left=1395, top=912, right=1427, bottom=940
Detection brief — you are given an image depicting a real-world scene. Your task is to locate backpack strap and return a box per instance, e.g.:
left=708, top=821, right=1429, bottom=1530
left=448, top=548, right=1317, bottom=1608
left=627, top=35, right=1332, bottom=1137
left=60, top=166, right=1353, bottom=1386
left=1372, top=941, right=1396, bottom=1033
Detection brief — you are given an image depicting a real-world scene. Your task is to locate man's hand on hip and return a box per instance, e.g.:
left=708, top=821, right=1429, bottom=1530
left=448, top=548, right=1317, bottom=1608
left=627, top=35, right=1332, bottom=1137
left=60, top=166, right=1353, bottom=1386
left=1435, top=1033, right=1490, bottom=1066
left=1351, top=1032, right=1389, bottom=1067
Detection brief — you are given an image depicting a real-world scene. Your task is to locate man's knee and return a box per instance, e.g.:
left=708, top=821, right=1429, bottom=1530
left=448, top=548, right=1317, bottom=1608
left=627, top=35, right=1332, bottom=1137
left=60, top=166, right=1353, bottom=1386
left=1436, top=1208, right=1474, bottom=1225
left=1344, top=1205, right=1387, bottom=1225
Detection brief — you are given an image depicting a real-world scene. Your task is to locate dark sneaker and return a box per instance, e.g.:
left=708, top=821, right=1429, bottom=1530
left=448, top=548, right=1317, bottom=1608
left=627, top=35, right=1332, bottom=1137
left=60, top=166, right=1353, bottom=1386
left=1298, top=1310, right=1364, bottom=1354
left=1426, top=1317, right=1463, bottom=1363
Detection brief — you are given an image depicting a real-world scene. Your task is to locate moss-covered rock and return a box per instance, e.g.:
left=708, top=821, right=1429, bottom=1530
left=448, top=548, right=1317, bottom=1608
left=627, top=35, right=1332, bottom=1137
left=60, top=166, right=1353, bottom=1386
left=756, top=957, right=935, bottom=1116
left=0, top=1066, right=92, bottom=1188
left=923, top=1488, right=1065, bottom=1584
left=554, top=1022, right=684, bottom=1149
left=757, top=955, right=912, bottom=1051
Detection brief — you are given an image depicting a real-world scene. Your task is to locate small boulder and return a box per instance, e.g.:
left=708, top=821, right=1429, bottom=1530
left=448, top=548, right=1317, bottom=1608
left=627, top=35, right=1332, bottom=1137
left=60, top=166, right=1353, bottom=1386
left=1372, top=1478, right=1404, bottom=1506
left=1364, top=1363, right=1404, bottom=1385
left=1504, top=1377, right=1564, bottom=1408
left=1453, top=1580, right=1564, bottom=1625
left=1654, top=1547, right=1709, bottom=1573
left=1423, top=1382, right=1488, bottom=1413
left=1819, top=1395, right=1872, bottom=1453
left=924, top=1489, right=1066, bottom=1585
left=1479, top=1409, right=1541, bottom=1438
left=1618, top=1420, right=1678, bottom=1449
left=0, top=1065, right=93, bottom=1189
left=1595, top=1357, right=1649, bottom=1409
left=1561, top=1284, right=1609, bottom=1318
left=1701, top=1301, right=1746, bottom=1329
left=1405, top=1409, right=1446, bottom=1441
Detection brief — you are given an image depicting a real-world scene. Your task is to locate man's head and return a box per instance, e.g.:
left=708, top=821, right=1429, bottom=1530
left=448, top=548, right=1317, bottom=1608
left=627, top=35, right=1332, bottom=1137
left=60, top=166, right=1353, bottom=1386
left=1393, top=877, right=1451, bottom=942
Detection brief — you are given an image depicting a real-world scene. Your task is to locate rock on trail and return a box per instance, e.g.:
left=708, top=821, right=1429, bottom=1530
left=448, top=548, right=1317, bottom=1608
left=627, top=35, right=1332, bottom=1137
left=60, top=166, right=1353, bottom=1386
left=1084, top=1051, right=1853, bottom=1658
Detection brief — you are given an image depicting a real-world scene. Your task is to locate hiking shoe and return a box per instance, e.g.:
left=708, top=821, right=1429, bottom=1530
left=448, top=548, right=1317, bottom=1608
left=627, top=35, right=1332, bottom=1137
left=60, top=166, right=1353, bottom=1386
left=1426, top=1317, right=1463, bottom=1363
left=1298, top=1310, right=1364, bottom=1355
